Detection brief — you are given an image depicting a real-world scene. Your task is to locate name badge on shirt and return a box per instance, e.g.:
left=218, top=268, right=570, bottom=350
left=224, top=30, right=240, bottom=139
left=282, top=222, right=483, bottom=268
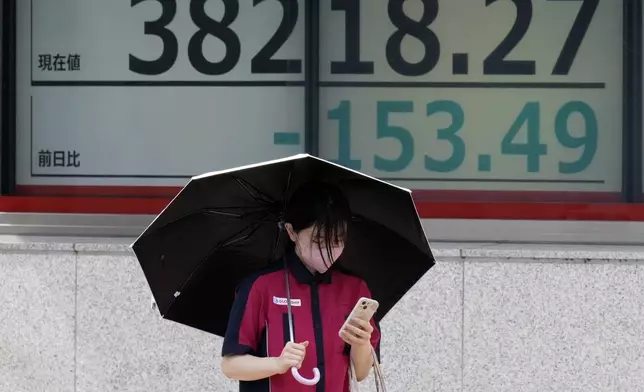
left=273, top=296, right=301, bottom=307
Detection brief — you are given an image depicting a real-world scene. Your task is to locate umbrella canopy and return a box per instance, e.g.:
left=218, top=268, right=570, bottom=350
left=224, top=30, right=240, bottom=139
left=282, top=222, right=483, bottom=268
left=131, top=154, right=435, bottom=337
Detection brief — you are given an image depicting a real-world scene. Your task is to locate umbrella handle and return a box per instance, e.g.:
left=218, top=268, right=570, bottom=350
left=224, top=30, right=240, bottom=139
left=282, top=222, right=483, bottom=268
left=291, top=366, right=320, bottom=386
left=283, top=263, right=320, bottom=386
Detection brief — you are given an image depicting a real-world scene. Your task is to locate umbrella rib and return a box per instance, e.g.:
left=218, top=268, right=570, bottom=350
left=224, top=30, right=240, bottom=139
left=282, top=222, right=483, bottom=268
left=218, top=217, right=268, bottom=248
left=281, top=169, right=292, bottom=208
left=148, top=206, right=272, bottom=234
left=270, top=211, right=285, bottom=261
left=162, top=210, right=272, bottom=316
left=267, top=166, right=292, bottom=263
left=203, top=209, right=281, bottom=224
left=202, top=210, right=243, bottom=218
left=202, top=208, right=272, bottom=218
left=202, top=205, right=269, bottom=211
left=147, top=208, right=246, bottom=231
left=216, top=211, right=270, bottom=249
left=232, top=177, right=285, bottom=221
left=233, top=176, right=275, bottom=205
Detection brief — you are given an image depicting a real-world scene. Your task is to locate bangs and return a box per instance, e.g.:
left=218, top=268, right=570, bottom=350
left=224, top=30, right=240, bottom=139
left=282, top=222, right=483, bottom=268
left=311, top=218, right=348, bottom=247
left=311, top=208, right=349, bottom=268
left=284, top=180, right=352, bottom=266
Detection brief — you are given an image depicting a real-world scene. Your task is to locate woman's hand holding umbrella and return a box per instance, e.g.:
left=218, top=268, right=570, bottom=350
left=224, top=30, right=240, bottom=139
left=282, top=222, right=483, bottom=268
left=274, top=341, right=309, bottom=374
left=275, top=340, right=320, bottom=385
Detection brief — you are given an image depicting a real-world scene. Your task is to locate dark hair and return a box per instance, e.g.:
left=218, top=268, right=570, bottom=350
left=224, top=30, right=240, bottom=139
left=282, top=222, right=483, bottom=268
left=283, top=181, right=351, bottom=267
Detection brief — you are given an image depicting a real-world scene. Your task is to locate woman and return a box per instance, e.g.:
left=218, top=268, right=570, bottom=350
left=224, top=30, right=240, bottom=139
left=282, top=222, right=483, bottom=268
left=221, top=181, right=381, bottom=391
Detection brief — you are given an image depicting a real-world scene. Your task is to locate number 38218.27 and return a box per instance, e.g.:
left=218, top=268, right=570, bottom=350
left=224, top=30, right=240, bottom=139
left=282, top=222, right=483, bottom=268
left=129, top=0, right=599, bottom=77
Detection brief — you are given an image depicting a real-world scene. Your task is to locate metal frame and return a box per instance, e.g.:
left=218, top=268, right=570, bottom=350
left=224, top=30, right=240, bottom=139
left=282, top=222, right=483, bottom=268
left=623, top=0, right=644, bottom=202
left=304, top=0, right=320, bottom=156
left=1, top=0, right=16, bottom=195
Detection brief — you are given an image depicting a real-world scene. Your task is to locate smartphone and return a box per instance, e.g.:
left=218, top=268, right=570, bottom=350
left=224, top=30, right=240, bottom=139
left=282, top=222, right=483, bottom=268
left=339, top=297, right=379, bottom=336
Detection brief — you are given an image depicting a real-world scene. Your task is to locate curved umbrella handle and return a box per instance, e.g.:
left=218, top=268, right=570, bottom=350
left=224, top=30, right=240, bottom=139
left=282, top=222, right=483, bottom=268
left=291, top=366, right=320, bottom=386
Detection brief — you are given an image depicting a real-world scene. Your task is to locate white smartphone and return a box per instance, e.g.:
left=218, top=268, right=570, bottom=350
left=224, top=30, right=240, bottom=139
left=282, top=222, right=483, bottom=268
left=339, top=297, right=379, bottom=336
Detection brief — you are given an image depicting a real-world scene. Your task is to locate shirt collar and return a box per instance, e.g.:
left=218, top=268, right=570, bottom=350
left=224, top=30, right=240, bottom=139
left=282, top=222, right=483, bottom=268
left=285, top=250, right=332, bottom=285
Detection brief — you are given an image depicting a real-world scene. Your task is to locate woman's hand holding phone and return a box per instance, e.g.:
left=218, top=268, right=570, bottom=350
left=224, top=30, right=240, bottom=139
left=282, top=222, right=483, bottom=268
left=339, top=318, right=373, bottom=348
left=339, top=297, right=379, bottom=348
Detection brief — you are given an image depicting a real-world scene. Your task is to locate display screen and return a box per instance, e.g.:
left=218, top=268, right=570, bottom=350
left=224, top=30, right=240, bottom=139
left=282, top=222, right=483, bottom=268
left=318, top=0, right=622, bottom=200
left=16, top=0, right=305, bottom=189
left=15, top=0, right=622, bottom=202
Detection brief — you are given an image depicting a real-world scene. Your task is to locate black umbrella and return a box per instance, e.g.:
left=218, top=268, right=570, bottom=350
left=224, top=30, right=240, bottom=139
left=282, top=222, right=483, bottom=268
left=131, top=154, right=434, bottom=382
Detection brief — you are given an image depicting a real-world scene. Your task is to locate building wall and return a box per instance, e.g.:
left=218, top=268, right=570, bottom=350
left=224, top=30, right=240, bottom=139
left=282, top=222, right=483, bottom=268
left=3, top=239, right=644, bottom=392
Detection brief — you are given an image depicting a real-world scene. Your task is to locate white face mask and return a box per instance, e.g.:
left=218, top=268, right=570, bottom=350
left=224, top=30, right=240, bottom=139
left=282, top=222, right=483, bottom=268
left=289, top=224, right=345, bottom=274
left=295, top=237, right=344, bottom=274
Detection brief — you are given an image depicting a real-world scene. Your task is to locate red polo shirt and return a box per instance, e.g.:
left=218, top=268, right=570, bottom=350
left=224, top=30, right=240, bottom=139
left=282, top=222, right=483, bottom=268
left=222, top=251, right=381, bottom=392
